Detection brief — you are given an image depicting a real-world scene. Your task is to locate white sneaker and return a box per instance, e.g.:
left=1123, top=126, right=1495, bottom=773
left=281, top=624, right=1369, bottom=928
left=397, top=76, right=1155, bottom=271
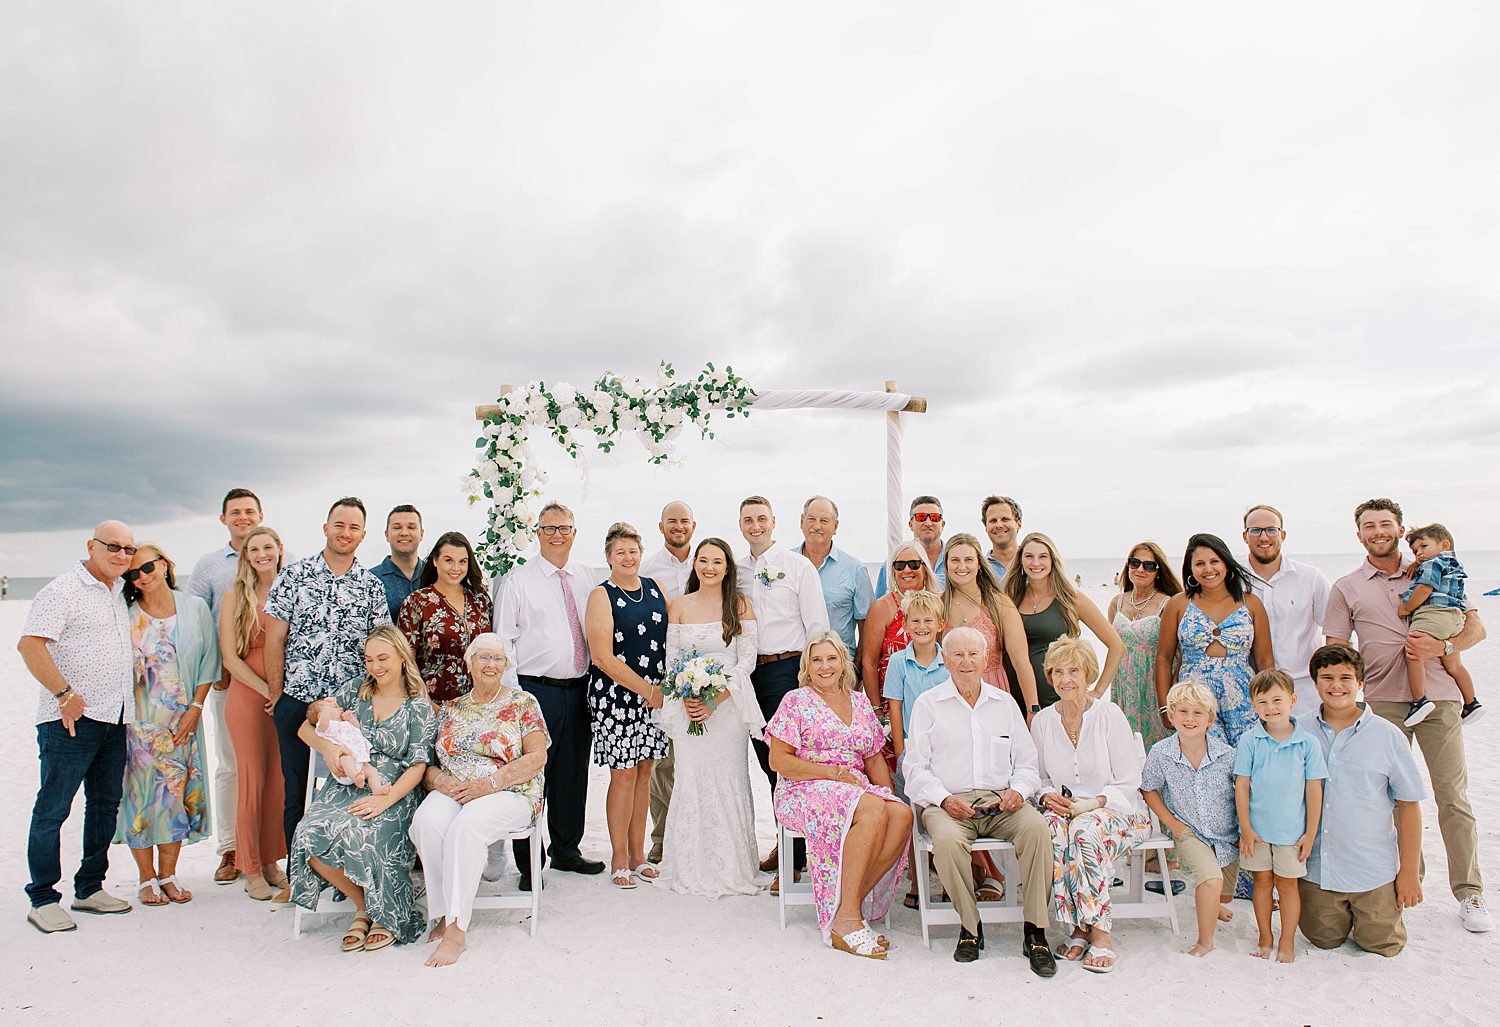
left=1403, top=698, right=1436, bottom=727
left=1460, top=895, right=1494, bottom=933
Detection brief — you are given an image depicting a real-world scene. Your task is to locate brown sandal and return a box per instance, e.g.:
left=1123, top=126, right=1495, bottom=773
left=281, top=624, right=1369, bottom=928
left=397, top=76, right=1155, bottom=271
left=363, top=923, right=396, bottom=952
left=342, top=912, right=372, bottom=952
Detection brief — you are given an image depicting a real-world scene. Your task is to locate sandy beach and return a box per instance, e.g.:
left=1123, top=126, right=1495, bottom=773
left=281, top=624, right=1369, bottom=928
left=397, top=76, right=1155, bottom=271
left=1, top=588, right=1494, bottom=1026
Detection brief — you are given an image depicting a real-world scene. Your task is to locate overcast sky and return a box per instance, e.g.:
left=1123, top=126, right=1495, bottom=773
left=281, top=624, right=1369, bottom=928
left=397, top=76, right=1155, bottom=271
left=3, top=1, right=1497, bottom=576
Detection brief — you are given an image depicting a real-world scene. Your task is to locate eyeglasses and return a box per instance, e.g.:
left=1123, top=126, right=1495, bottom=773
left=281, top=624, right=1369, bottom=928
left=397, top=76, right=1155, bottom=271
left=892, top=559, right=924, bottom=571
left=1245, top=527, right=1283, bottom=539
left=471, top=653, right=508, bottom=665
left=1127, top=558, right=1159, bottom=572
left=92, top=539, right=139, bottom=556
left=911, top=512, right=942, bottom=523
left=123, top=560, right=160, bottom=582
left=537, top=525, right=575, bottom=537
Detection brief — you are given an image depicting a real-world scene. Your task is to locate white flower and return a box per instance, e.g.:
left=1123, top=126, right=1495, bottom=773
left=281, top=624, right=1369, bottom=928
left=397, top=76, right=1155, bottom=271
left=616, top=597, right=626, bottom=608
left=558, top=406, right=583, bottom=428
left=649, top=640, right=658, bottom=651
left=614, top=631, right=624, bottom=642
left=591, top=391, right=615, bottom=414
left=512, top=499, right=532, bottom=522
left=638, top=655, right=650, bottom=669
left=651, top=612, right=663, bottom=623
left=552, top=383, right=577, bottom=405
left=656, top=365, right=672, bottom=388
left=663, top=408, right=684, bottom=427
left=645, top=403, right=663, bottom=422
left=461, top=475, right=483, bottom=497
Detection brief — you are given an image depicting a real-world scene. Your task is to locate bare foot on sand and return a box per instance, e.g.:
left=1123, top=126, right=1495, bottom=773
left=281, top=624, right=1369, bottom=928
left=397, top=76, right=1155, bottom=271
left=426, top=930, right=467, bottom=967
left=1275, top=944, right=1296, bottom=964
left=1188, top=941, right=1215, bottom=957
left=1217, top=904, right=1234, bottom=922
left=1250, top=939, right=1273, bottom=959
left=428, top=923, right=445, bottom=942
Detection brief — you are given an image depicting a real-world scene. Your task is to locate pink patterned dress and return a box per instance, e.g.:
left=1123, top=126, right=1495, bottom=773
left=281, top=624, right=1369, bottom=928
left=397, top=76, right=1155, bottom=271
left=765, top=688, right=909, bottom=942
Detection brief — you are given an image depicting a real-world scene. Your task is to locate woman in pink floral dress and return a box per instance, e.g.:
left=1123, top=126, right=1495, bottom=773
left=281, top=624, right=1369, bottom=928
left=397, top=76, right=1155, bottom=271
left=767, top=631, right=912, bottom=959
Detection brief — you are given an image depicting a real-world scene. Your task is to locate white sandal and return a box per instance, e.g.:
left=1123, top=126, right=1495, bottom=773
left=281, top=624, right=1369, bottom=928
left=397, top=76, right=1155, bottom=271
left=633, top=863, right=659, bottom=883
left=138, top=878, right=167, bottom=906
left=832, top=924, right=888, bottom=959
left=976, top=875, right=1005, bottom=902
left=610, top=868, right=638, bottom=890
left=1082, top=946, right=1116, bottom=973
left=158, top=875, right=193, bottom=903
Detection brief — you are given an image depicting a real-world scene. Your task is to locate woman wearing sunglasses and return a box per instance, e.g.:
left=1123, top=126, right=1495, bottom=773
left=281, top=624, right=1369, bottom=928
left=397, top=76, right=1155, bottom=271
left=858, top=541, right=938, bottom=763
left=116, top=544, right=222, bottom=905
left=1105, top=542, right=1182, bottom=750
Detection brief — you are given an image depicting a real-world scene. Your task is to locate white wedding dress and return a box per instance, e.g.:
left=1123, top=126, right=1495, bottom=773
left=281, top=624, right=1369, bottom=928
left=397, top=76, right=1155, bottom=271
left=654, top=620, right=768, bottom=897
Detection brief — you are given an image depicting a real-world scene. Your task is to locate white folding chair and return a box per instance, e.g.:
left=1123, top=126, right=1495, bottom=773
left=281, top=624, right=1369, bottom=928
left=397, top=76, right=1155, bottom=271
left=776, top=816, right=889, bottom=931
left=467, top=802, right=545, bottom=937
left=292, top=751, right=349, bottom=939
left=1107, top=734, right=1180, bottom=933
left=910, top=802, right=1029, bottom=949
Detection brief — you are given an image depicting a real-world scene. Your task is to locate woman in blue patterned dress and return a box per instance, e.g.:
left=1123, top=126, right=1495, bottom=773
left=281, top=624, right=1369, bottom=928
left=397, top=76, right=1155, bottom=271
left=584, top=522, right=670, bottom=889
left=1156, top=534, right=1274, bottom=746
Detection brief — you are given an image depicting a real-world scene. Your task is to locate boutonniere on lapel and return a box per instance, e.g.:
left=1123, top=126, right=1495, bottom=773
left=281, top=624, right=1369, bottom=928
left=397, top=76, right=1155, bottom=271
left=755, top=566, right=787, bottom=587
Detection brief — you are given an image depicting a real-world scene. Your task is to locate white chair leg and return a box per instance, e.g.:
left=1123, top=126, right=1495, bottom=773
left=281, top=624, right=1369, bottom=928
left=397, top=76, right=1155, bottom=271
left=1161, top=854, right=1179, bottom=934
left=529, top=820, right=543, bottom=938
left=777, top=820, right=789, bottom=931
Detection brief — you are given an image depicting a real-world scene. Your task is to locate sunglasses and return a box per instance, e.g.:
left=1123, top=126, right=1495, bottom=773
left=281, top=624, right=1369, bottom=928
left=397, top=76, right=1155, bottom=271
left=1127, top=558, right=1159, bottom=572
left=911, top=512, right=943, bottom=523
left=93, top=539, right=139, bottom=556
left=892, top=559, right=924, bottom=571
left=123, top=560, right=160, bottom=582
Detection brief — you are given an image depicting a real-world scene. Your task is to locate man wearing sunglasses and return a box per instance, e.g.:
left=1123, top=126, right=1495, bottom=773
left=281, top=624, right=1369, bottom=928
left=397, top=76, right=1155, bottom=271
left=1242, top=504, right=1331, bottom=715
left=875, top=495, right=948, bottom=594
left=18, top=522, right=139, bottom=932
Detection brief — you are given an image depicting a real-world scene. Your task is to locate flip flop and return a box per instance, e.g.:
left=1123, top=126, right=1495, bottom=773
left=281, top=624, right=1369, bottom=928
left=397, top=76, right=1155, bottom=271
left=138, top=878, right=168, bottom=907
left=159, top=875, right=193, bottom=904
left=611, top=869, right=638, bottom=890
left=633, top=863, right=659, bottom=883
left=976, top=876, right=1005, bottom=903
left=1082, top=946, right=1116, bottom=973
left=1056, top=936, right=1089, bottom=961
left=903, top=891, right=920, bottom=909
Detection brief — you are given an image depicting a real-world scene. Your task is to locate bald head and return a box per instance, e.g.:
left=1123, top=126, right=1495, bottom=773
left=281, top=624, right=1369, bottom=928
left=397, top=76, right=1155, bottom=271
left=86, top=520, right=135, bottom=583
left=658, top=500, right=695, bottom=552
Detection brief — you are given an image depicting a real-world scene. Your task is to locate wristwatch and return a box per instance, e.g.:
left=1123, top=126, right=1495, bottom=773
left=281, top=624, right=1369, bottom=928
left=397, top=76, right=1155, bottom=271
left=1444, top=641, right=1455, bottom=656
left=190, top=700, right=204, bottom=710
left=1030, top=704, right=1041, bottom=714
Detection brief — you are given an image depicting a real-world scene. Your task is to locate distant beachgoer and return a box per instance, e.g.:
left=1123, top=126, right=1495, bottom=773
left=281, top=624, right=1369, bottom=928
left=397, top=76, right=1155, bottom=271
left=19, top=523, right=137, bottom=933
left=1242, top=504, right=1332, bottom=716
left=1106, top=541, right=1182, bottom=751
left=2, top=574, right=9, bottom=600
left=1002, top=532, right=1125, bottom=709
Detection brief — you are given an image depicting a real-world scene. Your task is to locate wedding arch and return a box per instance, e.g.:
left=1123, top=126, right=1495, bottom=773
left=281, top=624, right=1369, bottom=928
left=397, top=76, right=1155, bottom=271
left=468, top=362, right=927, bottom=577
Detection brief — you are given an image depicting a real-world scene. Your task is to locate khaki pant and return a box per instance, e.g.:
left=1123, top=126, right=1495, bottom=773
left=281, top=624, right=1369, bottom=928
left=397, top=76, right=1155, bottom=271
left=648, top=743, right=674, bottom=850
left=922, top=793, right=1053, bottom=932
left=1370, top=700, right=1482, bottom=900
left=1298, top=879, right=1407, bottom=957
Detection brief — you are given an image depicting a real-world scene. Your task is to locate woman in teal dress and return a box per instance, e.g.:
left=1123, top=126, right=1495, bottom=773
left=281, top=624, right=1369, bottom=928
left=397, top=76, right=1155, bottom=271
left=1105, top=541, right=1182, bottom=752
left=116, top=544, right=221, bottom=905
left=290, top=626, right=437, bottom=951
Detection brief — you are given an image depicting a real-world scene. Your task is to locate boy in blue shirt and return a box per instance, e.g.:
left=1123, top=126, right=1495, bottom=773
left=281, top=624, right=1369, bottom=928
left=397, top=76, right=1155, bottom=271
left=1235, top=668, right=1328, bottom=963
left=1397, top=523, right=1480, bottom=726
left=883, top=589, right=947, bottom=790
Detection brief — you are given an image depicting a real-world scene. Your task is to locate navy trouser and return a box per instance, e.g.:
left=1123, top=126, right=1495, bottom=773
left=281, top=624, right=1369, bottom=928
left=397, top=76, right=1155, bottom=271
left=752, top=657, right=806, bottom=869
left=513, top=674, right=591, bottom=869
left=27, top=718, right=127, bottom=908
left=273, top=694, right=311, bottom=850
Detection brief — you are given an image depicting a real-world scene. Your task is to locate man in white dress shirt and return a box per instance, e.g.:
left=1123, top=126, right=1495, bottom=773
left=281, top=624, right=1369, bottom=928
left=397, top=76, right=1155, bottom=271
left=639, top=500, right=696, bottom=863
left=903, top=626, right=1057, bottom=975
left=738, top=495, right=828, bottom=876
left=1243, top=504, right=1331, bottom=715
left=495, top=501, right=605, bottom=880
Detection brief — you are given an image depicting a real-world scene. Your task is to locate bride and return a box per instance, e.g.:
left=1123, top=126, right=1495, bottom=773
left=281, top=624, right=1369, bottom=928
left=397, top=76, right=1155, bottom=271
left=654, top=537, right=767, bottom=896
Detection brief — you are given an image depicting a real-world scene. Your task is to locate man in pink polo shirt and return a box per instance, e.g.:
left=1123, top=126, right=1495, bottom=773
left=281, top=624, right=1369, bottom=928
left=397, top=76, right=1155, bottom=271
left=1324, top=497, right=1491, bottom=933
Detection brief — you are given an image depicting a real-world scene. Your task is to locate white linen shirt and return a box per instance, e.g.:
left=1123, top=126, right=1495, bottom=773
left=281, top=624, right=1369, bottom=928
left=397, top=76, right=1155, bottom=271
left=1030, top=700, right=1143, bottom=814
left=640, top=546, right=693, bottom=601
left=495, top=556, right=598, bottom=678
left=1248, top=556, right=1331, bottom=714
left=23, top=562, right=134, bottom=726
left=737, top=542, right=829, bottom=654
left=902, top=680, right=1041, bottom=809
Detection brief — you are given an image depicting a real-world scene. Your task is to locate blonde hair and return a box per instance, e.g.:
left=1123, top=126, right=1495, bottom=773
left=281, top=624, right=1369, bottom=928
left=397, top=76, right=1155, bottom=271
left=1042, top=636, right=1099, bottom=685
left=231, top=526, right=283, bottom=658
left=122, top=542, right=177, bottom=605
left=358, top=625, right=429, bottom=702
left=900, top=588, right=944, bottom=621
left=1003, top=532, right=1081, bottom=636
left=940, top=533, right=1011, bottom=653
left=884, top=539, right=937, bottom=596
left=797, top=630, right=856, bottom=692
left=1165, top=680, right=1218, bottom=716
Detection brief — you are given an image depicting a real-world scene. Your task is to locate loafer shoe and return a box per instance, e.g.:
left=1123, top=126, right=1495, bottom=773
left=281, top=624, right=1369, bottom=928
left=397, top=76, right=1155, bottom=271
left=71, top=891, right=131, bottom=915
left=28, top=903, right=77, bottom=934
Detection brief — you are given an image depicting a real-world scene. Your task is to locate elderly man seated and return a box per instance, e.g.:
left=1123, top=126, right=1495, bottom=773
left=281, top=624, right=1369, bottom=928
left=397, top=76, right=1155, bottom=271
left=902, top=626, right=1056, bottom=976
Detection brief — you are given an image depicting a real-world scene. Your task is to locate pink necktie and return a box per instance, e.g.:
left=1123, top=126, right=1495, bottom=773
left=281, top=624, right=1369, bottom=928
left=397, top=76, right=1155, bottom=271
left=558, top=569, right=586, bottom=676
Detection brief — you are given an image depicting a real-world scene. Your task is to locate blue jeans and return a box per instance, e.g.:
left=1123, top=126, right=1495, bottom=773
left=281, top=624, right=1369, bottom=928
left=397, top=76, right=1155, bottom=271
left=27, top=718, right=127, bottom=908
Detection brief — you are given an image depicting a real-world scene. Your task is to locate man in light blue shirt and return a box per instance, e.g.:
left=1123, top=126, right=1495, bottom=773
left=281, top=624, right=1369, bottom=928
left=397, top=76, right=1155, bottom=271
left=793, top=496, right=874, bottom=655
left=1298, top=643, right=1426, bottom=956
left=981, top=495, right=1022, bottom=585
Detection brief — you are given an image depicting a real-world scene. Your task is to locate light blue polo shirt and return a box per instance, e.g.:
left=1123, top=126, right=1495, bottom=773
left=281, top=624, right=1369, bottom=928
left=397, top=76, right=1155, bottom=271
left=882, top=644, right=949, bottom=735
left=1233, top=720, right=1328, bottom=845
left=794, top=543, right=874, bottom=653
left=1301, top=707, right=1427, bottom=893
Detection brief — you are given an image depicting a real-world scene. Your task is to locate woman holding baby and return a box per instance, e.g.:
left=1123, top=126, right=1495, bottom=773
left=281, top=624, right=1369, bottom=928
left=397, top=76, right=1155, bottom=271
left=287, top=625, right=438, bottom=952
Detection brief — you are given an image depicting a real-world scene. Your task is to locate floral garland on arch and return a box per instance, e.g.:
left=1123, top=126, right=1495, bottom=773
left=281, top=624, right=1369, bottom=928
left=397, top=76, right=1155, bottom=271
left=466, top=362, right=755, bottom=577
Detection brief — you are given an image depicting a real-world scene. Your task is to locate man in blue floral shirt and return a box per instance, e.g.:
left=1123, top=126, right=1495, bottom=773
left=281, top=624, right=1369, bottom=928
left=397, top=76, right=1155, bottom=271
left=265, top=497, right=390, bottom=896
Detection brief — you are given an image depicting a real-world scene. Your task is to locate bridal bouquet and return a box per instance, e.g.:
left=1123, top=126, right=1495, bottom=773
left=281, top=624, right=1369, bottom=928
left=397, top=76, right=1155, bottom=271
left=662, top=649, right=731, bottom=736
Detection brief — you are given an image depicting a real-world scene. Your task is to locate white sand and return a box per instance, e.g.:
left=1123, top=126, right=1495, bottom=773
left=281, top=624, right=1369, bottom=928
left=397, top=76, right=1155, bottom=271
left=1, top=591, right=1495, bottom=1026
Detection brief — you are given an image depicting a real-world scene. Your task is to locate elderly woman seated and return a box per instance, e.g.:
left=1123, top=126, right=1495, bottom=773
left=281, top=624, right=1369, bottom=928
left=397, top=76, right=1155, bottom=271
left=1030, top=637, right=1150, bottom=973
left=902, top=626, right=1057, bottom=975
left=409, top=633, right=548, bottom=967
left=766, top=631, right=912, bottom=960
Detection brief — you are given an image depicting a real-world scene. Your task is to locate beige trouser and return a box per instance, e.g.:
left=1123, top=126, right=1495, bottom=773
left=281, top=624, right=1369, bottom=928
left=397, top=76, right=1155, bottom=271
left=649, top=742, right=674, bottom=850
left=207, top=686, right=238, bottom=855
left=1298, top=879, right=1407, bottom=957
left=1370, top=700, right=1482, bottom=900
left=922, top=793, right=1053, bottom=932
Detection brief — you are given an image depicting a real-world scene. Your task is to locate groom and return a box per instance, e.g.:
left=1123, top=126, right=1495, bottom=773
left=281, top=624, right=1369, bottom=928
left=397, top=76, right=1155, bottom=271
left=737, top=496, right=828, bottom=883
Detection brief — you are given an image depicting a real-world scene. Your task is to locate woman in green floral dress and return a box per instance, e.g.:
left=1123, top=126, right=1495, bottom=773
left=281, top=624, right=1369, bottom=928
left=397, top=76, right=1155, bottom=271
left=289, top=626, right=437, bottom=951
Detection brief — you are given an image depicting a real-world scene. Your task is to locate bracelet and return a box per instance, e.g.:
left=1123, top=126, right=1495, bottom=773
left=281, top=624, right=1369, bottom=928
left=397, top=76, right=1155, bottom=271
left=490, top=776, right=499, bottom=792
left=190, top=701, right=204, bottom=710
left=54, top=687, right=75, bottom=703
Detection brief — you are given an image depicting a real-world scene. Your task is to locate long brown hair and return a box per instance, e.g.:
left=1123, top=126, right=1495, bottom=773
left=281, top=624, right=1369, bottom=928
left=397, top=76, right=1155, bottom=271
left=685, top=537, right=744, bottom=646
left=357, top=625, right=429, bottom=702
left=231, top=526, right=284, bottom=658
left=1115, top=540, right=1183, bottom=597
left=940, top=533, right=1011, bottom=649
left=1003, top=531, right=1081, bottom=636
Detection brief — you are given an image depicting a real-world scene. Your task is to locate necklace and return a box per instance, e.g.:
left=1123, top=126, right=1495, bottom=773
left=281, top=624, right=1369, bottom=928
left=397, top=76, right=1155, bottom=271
left=1025, top=585, right=1050, bottom=615
left=470, top=681, right=506, bottom=705
left=1127, top=588, right=1158, bottom=613
left=613, top=578, right=645, bottom=603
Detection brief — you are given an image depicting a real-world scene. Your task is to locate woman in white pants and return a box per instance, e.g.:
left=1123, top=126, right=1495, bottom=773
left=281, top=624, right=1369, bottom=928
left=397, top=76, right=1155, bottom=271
left=410, top=634, right=548, bottom=967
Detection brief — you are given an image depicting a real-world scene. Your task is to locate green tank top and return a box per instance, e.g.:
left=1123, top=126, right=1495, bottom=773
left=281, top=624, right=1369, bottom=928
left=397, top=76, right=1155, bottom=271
left=1022, top=601, right=1072, bottom=707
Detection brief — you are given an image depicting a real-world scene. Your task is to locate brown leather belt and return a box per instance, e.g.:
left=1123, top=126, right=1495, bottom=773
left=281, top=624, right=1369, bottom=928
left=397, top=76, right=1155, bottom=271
left=756, top=650, right=800, bottom=666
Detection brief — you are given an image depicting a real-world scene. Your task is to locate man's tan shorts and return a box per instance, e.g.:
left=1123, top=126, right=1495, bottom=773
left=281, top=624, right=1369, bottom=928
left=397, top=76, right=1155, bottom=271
left=1241, top=841, right=1306, bottom=878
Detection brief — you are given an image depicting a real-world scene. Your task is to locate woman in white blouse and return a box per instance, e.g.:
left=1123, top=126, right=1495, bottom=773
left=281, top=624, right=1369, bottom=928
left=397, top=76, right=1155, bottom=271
left=1031, top=637, right=1149, bottom=974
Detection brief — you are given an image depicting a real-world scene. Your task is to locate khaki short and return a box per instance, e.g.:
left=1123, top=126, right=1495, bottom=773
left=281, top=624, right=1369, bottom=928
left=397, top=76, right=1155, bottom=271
left=1241, top=841, right=1306, bottom=878
left=1174, top=828, right=1237, bottom=888
left=1410, top=605, right=1465, bottom=640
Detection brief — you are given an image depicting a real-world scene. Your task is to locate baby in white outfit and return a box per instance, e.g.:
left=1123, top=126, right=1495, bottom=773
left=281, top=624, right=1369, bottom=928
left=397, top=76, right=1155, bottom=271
left=313, top=701, right=389, bottom=794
